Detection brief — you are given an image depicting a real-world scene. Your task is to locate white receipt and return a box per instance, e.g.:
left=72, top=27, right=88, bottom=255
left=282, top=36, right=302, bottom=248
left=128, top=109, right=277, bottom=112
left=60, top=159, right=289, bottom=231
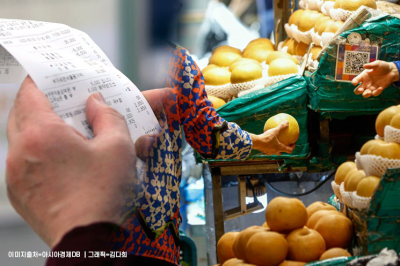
left=0, top=18, right=159, bottom=142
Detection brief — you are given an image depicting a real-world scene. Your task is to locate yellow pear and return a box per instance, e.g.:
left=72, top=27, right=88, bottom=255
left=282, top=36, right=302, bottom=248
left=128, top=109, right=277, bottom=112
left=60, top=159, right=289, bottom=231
left=264, top=114, right=300, bottom=146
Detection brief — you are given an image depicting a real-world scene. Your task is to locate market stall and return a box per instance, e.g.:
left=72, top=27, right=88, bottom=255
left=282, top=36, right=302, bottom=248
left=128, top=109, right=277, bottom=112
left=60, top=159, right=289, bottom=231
left=199, top=1, right=400, bottom=265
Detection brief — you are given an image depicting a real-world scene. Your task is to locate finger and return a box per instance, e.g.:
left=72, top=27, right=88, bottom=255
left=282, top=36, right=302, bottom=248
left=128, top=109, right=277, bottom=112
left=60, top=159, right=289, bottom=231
left=362, top=89, right=372, bottom=98
left=6, top=106, right=19, bottom=146
left=86, top=92, right=131, bottom=140
left=142, top=89, right=167, bottom=117
left=278, top=143, right=295, bottom=154
left=351, top=76, right=362, bottom=86
left=135, top=134, right=160, bottom=161
left=14, top=76, right=55, bottom=125
left=276, top=121, right=289, bottom=134
left=354, top=85, right=365, bottom=95
left=363, top=61, right=380, bottom=70
left=372, top=87, right=384, bottom=97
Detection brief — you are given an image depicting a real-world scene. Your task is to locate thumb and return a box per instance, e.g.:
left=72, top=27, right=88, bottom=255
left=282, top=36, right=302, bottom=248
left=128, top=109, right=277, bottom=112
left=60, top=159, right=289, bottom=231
left=86, top=92, right=130, bottom=139
left=363, top=61, right=380, bottom=70
left=352, top=75, right=362, bottom=86
left=135, top=134, right=160, bottom=161
left=142, top=89, right=167, bottom=114
left=276, top=121, right=289, bottom=134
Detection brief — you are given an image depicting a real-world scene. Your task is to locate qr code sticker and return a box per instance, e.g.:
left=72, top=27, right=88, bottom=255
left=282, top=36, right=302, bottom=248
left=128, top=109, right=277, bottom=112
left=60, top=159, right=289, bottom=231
left=335, top=42, right=379, bottom=82
left=343, top=51, right=370, bottom=75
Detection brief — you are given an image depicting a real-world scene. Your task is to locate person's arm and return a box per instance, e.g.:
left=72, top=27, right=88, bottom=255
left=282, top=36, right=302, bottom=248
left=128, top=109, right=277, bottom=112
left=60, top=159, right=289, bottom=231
left=175, top=49, right=293, bottom=159
left=352, top=60, right=400, bottom=98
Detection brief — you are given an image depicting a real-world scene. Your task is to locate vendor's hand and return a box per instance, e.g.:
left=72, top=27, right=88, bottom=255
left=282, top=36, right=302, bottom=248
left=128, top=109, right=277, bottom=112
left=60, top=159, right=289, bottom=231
left=352, top=60, right=400, bottom=98
left=6, top=76, right=136, bottom=248
left=250, top=122, right=295, bottom=156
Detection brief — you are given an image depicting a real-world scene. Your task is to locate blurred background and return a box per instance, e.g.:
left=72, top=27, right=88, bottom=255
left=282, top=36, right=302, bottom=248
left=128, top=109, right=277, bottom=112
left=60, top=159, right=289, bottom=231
left=0, top=0, right=274, bottom=265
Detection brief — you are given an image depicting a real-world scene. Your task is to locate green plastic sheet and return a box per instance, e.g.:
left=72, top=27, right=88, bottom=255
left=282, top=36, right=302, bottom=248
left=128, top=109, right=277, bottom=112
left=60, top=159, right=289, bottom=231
left=212, top=75, right=310, bottom=161
left=305, top=257, right=355, bottom=266
left=349, top=168, right=400, bottom=256
left=308, top=13, right=400, bottom=119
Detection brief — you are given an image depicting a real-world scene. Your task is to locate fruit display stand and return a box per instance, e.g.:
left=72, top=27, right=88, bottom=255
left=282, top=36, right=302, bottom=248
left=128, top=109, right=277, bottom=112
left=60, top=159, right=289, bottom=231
left=200, top=75, right=357, bottom=251
left=200, top=74, right=310, bottom=243
left=199, top=3, right=400, bottom=266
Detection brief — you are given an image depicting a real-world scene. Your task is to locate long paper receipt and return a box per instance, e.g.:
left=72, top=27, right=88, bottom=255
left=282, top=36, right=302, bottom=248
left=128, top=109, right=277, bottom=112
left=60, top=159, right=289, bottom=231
left=0, top=18, right=159, bottom=142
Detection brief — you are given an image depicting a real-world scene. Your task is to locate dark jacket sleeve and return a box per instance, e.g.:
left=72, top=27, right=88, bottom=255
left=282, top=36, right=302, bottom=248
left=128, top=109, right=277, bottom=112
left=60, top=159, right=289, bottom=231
left=393, top=61, right=400, bottom=87
left=45, top=223, right=134, bottom=266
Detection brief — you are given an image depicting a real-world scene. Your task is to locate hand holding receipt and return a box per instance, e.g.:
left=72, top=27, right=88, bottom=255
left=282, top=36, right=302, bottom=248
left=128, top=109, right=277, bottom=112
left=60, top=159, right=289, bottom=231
left=3, top=18, right=159, bottom=248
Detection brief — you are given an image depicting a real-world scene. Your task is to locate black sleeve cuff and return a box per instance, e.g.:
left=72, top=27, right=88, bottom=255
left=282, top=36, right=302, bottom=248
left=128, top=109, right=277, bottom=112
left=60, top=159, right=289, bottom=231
left=45, top=222, right=119, bottom=266
left=200, top=120, right=229, bottom=159
left=393, top=61, right=400, bottom=87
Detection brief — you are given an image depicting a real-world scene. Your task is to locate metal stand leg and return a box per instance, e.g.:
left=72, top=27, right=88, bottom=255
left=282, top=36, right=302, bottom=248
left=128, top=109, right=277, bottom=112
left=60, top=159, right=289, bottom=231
left=238, top=176, right=247, bottom=215
left=224, top=176, right=263, bottom=220
left=212, top=171, right=225, bottom=248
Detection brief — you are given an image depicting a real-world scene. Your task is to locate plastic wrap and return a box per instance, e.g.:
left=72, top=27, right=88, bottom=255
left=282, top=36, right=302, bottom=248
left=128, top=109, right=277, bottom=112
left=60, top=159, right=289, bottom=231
left=340, top=182, right=354, bottom=208
left=321, top=1, right=335, bottom=16
left=320, top=32, right=335, bottom=47
left=205, top=84, right=232, bottom=101
left=285, top=23, right=294, bottom=39
left=331, top=181, right=342, bottom=201
left=290, top=24, right=301, bottom=43
left=316, top=0, right=324, bottom=11
left=329, top=8, right=353, bottom=21
left=277, top=41, right=287, bottom=52
left=292, top=27, right=313, bottom=44
left=299, top=0, right=307, bottom=9
left=377, top=1, right=400, bottom=15
left=358, top=154, right=400, bottom=177
left=355, top=152, right=363, bottom=170
left=352, top=192, right=372, bottom=211
left=230, top=78, right=265, bottom=98
left=384, top=125, right=400, bottom=144
left=311, top=28, right=323, bottom=47
left=237, top=74, right=297, bottom=97
left=307, top=0, right=320, bottom=10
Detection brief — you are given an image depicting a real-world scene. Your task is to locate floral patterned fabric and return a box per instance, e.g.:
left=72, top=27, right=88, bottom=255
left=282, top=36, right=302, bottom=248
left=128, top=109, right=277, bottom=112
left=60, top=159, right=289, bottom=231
left=110, top=45, right=252, bottom=265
